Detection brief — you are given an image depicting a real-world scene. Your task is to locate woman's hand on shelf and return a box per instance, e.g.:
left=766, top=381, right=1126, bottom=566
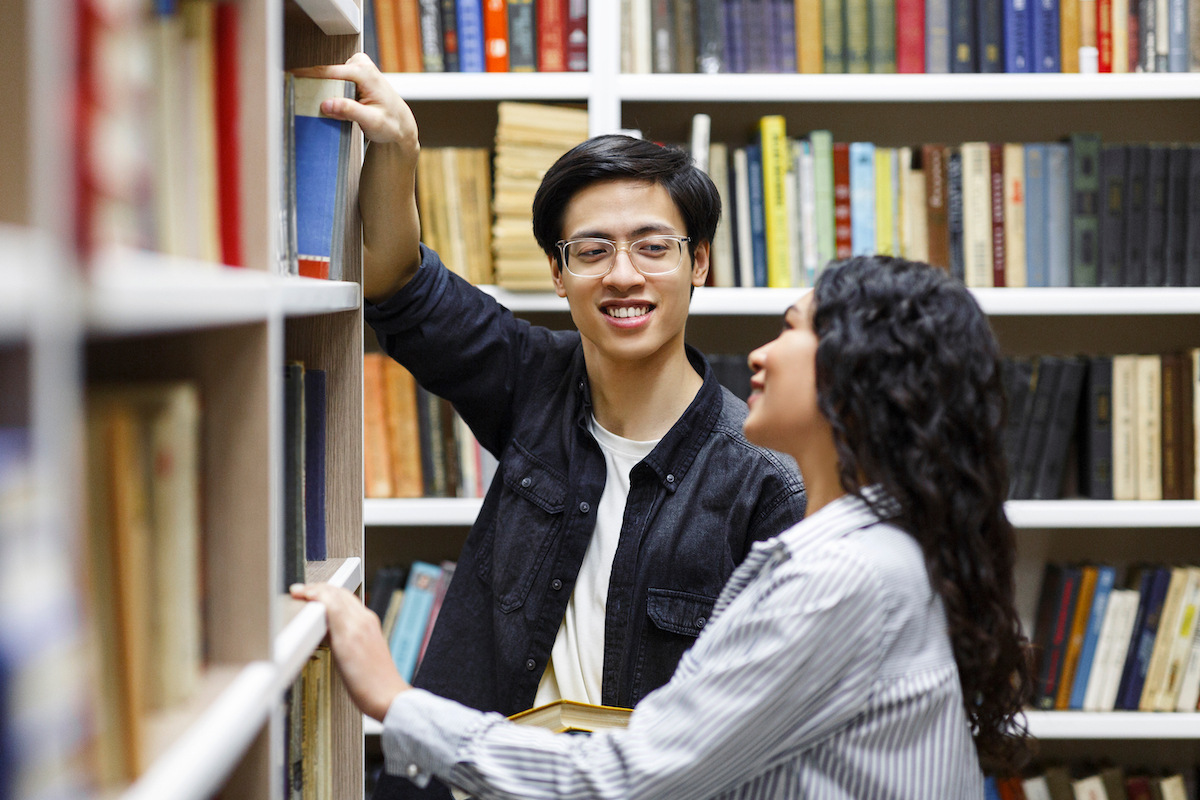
left=290, top=581, right=410, bottom=722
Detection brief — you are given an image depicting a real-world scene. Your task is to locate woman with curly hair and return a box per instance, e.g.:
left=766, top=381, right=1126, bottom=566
left=293, top=254, right=1032, bottom=799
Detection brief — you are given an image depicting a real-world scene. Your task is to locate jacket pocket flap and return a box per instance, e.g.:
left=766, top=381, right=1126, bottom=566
left=646, top=588, right=716, bottom=637
left=502, top=442, right=566, bottom=514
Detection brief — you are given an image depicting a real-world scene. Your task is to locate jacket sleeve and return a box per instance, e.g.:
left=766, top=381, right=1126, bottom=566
left=363, top=244, right=563, bottom=457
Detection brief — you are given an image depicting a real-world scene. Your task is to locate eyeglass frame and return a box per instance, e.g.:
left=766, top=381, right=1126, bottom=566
left=555, top=235, right=694, bottom=279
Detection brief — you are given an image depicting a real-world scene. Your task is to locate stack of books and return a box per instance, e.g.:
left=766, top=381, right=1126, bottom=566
left=417, top=146, right=495, bottom=286
left=491, top=102, right=590, bottom=291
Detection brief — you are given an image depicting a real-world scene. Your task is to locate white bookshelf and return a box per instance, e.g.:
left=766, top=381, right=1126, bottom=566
left=358, top=0, right=1200, bottom=772
left=3, top=0, right=368, bottom=797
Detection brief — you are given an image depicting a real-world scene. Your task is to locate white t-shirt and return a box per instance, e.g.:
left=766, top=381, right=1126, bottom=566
left=534, top=416, right=660, bottom=706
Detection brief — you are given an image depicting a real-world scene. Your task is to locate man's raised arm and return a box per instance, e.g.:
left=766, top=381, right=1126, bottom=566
left=293, top=54, right=422, bottom=303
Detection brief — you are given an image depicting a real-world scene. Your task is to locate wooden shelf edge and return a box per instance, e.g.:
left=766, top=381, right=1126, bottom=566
left=292, top=0, right=360, bottom=35
left=364, top=498, right=483, bottom=526
left=1024, top=709, right=1200, bottom=739
left=1007, top=500, right=1200, bottom=528
left=615, top=73, right=1200, bottom=103
left=274, top=557, right=363, bottom=685
left=120, top=662, right=277, bottom=800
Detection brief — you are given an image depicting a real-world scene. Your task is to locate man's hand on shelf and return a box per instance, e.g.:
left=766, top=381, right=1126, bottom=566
left=292, top=53, right=418, bottom=150
left=291, top=581, right=411, bottom=722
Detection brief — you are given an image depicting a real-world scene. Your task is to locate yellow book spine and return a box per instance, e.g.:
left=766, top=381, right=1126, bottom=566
left=874, top=148, right=895, bottom=256
left=759, top=116, right=792, bottom=288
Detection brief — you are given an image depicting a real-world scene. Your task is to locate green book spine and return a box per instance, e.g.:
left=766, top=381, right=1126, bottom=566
left=1070, top=132, right=1102, bottom=287
left=845, top=0, right=871, bottom=72
left=810, top=131, right=836, bottom=269
left=869, top=0, right=897, bottom=71
left=823, top=0, right=845, bottom=70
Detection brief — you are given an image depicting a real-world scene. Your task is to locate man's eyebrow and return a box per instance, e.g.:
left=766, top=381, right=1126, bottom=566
left=567, top=223, right=679, bottom=240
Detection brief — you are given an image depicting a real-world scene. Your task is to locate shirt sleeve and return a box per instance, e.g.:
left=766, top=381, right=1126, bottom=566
left=379, top=545, right=892, bottom=800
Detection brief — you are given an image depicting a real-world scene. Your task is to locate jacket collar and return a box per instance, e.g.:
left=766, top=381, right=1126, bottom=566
left=573, top=344, right=722, bottom=493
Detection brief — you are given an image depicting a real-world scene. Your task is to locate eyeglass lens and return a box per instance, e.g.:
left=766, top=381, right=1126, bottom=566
left=564, top=237, right=685, bottom=276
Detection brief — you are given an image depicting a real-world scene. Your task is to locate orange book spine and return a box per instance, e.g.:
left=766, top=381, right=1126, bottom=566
left=484, top=0, right=511, bottom=71
left=1098, top=0, right=1113, bottom=70
left=397, top=0, right=425, bottom=72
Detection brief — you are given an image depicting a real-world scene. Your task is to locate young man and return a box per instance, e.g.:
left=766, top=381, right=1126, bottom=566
left=301, top=55, right=806, bottom=799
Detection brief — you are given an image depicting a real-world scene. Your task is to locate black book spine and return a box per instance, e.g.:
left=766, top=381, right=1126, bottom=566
left=1098, top=145, right=1128, bottom=287
left=696, top=0, right=726, bottom=72
left=1185, top=145, right=1200, bottom=286
left=948, top=147, right=966, bottom=281
left=441, top=0, right=460, bottom=71
left=1124, top=145, right=1149, bottom=286
left=976, top=0, right=1003, bottom=71
left=1145, top=145, right=1169, bottom=286
left=1033, top=358, right=1087, bottom=500
left=283, top=363, right=306, bottom=588
left=1014, top=357, right=1064, bottom=500
left=950, top=0, right=977, bottom=71
left=1003, top=358, right=1036, bottom=486
left=1164, top=145, right=1190, bottom=286
left=1082, top=356, right=1114, bottom=499
left=508, top=0, right=537, bottom=71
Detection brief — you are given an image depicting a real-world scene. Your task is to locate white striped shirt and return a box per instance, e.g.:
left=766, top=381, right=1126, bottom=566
left=382, top=489, right=986, bottom=799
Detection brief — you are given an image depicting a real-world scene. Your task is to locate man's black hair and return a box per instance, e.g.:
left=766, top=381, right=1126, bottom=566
left=531, top=135, right=722, bottom=267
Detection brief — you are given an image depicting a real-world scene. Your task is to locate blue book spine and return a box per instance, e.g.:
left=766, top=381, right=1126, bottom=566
left=303, top=369, right=327, bottom=561
left=1030, top=0, right=1060, bottom=71
left=724, top=0, right=747, bottom=73
left=849, top=142, right=876, bottom=256
left=747, top=143, right=768, bottom=287
left=1117, top=567, right=1172, bottom=710
left=983, top=776, right=1002, bottom=800
left=1069, top=565, right=1116, bottom=709
left=1169, top=0, right=1189, bottom=71
left=1003, top=0, right=1031, bottom=70
left=389, top=561, right=444, bottom=682
left=1046, top=143, right=1071, bottom=287
left=1025, top=144, right=1049, bottom=286
left=457, top=0, right=486, bottom=72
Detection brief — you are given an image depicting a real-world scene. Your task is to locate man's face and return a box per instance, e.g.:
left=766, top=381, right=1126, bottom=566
left=551, top=179, right=709, bottom=369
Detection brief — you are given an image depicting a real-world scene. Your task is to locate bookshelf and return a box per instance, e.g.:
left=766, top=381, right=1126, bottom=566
left=1, top=0, right=367, bottom=798
left=361, top=0, right=1200, bottom=778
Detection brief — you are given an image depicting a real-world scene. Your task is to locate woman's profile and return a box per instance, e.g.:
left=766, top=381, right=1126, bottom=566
left=295, top=254, right=1033, bottom=799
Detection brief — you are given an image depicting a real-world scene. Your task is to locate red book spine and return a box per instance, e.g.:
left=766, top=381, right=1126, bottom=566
left=565, top=0, right=588, bottom=71
left=989, top=143, right=1006, bottom=287
left=833, top=143, right=853, bottom=259
left=1098, top=0, right=1113, bottom=71
left=484, top=0, right=511, bottom=71
left=537, top=0, right=567, bottom=71
left=215, top=3, right=242, bottom=267
left=896, top=0, right=926, bottom=72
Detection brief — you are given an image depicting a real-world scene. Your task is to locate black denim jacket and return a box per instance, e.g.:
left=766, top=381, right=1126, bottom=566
left=364, top=246, right=807, bottom=717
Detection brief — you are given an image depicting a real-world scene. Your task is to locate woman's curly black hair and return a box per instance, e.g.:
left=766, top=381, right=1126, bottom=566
left=810, top=255, right=1033, bottom=772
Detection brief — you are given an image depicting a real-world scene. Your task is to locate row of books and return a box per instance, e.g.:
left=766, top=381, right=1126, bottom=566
left=76, top=0, right=242, bottom=265
left=367, top=561, right=458, bottom=682
left=1067, top=351, right=1198, bottom=501
left=987, top=765, right=1192, bottom=799
left=283, top=363, right=330, bottom=592
left=1033, top=562, right=1200, bottom=714
left=363, top=0, right=588, bottom=73
left=418, top=146, right=496, bottom=286
left=625, top=0, right=1199, bottom=75
left=0, top=429, right=91, bottom=797
left=363, top=352, right=499, bottom=499
left=285, top=647, right=333, bottom=800
left=84, top=383, right=205, bottom=786
left=491, top=102, right=591, bottom=290
left=695, top=115, right=1200, bottom=289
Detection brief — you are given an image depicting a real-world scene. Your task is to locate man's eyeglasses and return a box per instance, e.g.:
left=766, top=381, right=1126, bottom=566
left=556, top=235, right=692, bottom=278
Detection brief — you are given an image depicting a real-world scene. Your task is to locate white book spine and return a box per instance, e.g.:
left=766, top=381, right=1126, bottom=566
left=1156, top=567, right=1200, bottom=710
left=733, top=147, right=754, bottom=289
left=1097, top=591, right=1141, bottom=711
left=786, top=141, right=803, bottom=288
left=1082, top=588, right=1129, bottom=711
left=798, top=141, right=819, bottom=284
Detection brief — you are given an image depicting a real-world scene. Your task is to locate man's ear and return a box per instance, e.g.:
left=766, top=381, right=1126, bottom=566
left=691, top=240, right=711, bottom=287
left=550, top=254, right=567, bottom=298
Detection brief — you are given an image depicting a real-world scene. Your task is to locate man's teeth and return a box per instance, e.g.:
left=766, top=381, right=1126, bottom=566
left=606, top=306, right=650, bottom=318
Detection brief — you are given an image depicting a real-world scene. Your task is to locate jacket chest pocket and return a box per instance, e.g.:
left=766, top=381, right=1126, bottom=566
left=478, top=442, right=567, bottom=613
left=646, top=588, right=716, bottom=638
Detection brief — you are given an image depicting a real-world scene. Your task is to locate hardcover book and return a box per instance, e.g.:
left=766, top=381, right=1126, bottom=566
left=292, top=77, right=353, bottom=280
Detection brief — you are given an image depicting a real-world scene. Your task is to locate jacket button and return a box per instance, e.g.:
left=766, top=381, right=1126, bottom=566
left=526, top=658, right=537, bottom=671
left=695, top=617, right=706, bottom=629
left=521, top=476, right=532, bottom=488
left=579, top=501, right=590, bottom=513
left=552, top=579, right=563, bottom=591
left=666, top=474, right=675, bottom=483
